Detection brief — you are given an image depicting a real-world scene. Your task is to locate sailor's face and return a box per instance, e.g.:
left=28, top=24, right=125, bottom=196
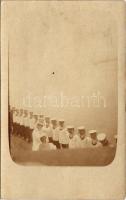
left=37, top=124, right=42, bottom=130
left=46, top=123, right=49, bottom=128
left=91, top=133, right=97, bottom=140
left=52, top=123, right=57, bottom=128
left=69, top=132, right=74, bottom=139
left=59, top=122, right=64, bottom=127
left=79, top=130, right=86, bottom=140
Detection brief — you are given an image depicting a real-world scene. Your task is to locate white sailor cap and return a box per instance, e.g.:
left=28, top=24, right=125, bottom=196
left=59, top=119, right=65, bottom=123
left=67, top=125, right=74, bottom=130
left=89, top=130, right=97, bottom=135
left=97, top=133, right=106, bottom=141
left=78, top=126, right=85, bottom=131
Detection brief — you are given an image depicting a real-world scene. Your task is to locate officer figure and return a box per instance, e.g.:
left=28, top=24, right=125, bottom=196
left=58, top=119, right=69, bottom=149
left=28, top=112, right=34, bottom=143
left=43, top=118, right=53, bottom=143
left=23, top=110, right=29, bottom=141
left=51, top=118, right=60, bottom=149
left=18, top=109, right=23, bottom=137
left=32, top=122, right=43, bottom=151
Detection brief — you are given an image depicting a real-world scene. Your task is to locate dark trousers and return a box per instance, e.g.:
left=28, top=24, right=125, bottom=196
left=48, top=137, right=53, bottom=143
left=53, top=141, right=60, bottom=149
left=19, top=125, right=23, bottom=137
left=28, top=128, right=33, bottom=143
left=24, top=127, right=29, bottom=140
left=13, top=122, right=16, bottom=135
left=61, top=144, right=69, bottom=149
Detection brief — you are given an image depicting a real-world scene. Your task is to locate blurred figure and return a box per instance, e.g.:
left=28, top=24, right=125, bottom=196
left=67, top=126, right=79, bottom=149
left=44, top=116, right=50, bottom=125
left=43, top=117, right=53, bottom=143
left=38, top=114, right=44, bottom=125
left=114, top=135, right=117, bottom=144
left=13, top=109, right=19, bottom=136
left=33, top=114, right=39, bottom=129
left=97, top=133, right=109, bottom=146
left=88, top=130, right=102, bottom=147
left=43, top=122, right=53, bottom=143
left=39, top=135, right=56, bottom=151
left=58, top=119, right=69, bottom=149
left=18, top=109, right=24, bottom=137
left=32, top=122, right=43, bottom=151
left=51, top=118, right=60, bottom=149
left=28, top=111, right=34, bottom=143
left=9, top=106, right=15, bottom=135
left=23, top=110, right=29, bottom=141
left=76, top=126, right=92, bottom=148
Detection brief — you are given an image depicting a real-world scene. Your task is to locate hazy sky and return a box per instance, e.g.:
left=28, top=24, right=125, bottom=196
left=6, top=2, right=118, bottom=136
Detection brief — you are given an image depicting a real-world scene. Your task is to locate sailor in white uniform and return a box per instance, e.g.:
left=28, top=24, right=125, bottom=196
left=43, top=117, right=53, bottom=143
left=28, top=112, right=34, bottom=143
left=23, top=110, right=30, bottom=141
left=76, top=126, right=92, bottom=148
left=18, top=109, right=23, bottom=137
left=38, top=114, right=44, bottom=125
left=97, top=133, right=109, bottom=146
left=88, top=130, right=102, bottom=148
left=51, top=118, right=60, bottom=149
left=39, top=135, right=56, bottom=151
left=67, top=126, right=78, bottom=149
left=58, top=119, right=69, bottom=149
left=44, top=116, right=50, bottom=126
left=32, top=122, right=43, bottom=151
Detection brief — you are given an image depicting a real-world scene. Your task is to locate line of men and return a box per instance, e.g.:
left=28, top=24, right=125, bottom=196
left=9, top=107, right=117, bottom=151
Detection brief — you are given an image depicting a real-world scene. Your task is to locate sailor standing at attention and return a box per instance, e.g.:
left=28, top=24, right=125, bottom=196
left=88, top=130, right=102, bottom=147
left=67, top=126, right=79, bottom=149
left=23, top=110, right=29, bottom=141
left=28, top=112, right=34, bottom=143
left=32, top=122, right=43, bottom=151
left=51, top=118, right=60, bottom=149
left=76, top=126, right=92, bottom=148
left=58, top=119, right=69, bottom=149
left=43, top=117, right=53, bottom=143
left=18, top=109, right=23, bottom=137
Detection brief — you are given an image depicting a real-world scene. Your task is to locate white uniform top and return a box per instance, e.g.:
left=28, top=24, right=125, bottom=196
left=68, top=134, right=79, bottom=149
left=29, top=118, right=36, bottom=129
left=32, top=128, right=43, bottom=151
left=13, top=114, right=19, bottom=123
left=13, top=113, right=16, bottom=123
left=19, top=116, right=24, bottom=126
left=16, top=115, right=20, bottom=124
left=42, top=126, right=53, bottom=138
left=59, top=128, right=69, bottom=145
left=23, top=117, right=29, bottom=127
left=75, top=135, right=92, bottom=148
left=52, top=127, right=59, bottom=141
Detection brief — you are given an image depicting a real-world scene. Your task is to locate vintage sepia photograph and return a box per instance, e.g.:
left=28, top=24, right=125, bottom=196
left=7, top=2, right=118, bottom=166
